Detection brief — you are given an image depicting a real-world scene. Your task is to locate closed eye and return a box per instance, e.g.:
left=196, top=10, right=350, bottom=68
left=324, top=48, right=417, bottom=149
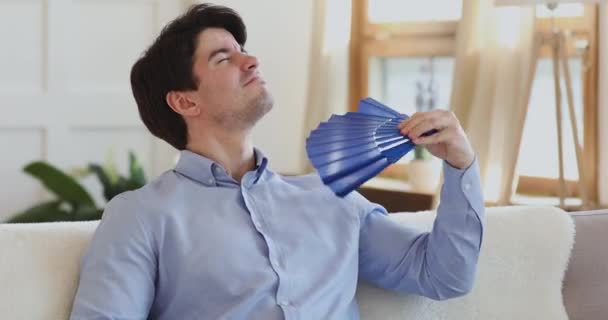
left=208, top=45, right=246, bottom=64
left=208, top=47, right=232, bottom=63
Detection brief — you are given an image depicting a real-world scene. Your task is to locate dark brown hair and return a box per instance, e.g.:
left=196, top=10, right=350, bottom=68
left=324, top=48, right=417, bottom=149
left=130, top=4, right=247, bottom=150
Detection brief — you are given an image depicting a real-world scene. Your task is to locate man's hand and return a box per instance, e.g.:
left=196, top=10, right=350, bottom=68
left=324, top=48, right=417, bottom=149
left=398, top=110, right=475, bottom=170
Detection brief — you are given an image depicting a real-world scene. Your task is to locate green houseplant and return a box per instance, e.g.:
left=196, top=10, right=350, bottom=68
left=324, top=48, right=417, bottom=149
left=7, top=151, right=146, bottom=223
left=413, top=143, right=432, bottom=161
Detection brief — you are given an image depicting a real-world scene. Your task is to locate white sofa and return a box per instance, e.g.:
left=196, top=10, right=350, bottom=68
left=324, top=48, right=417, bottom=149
left=1, top=206, right=600, bottom=320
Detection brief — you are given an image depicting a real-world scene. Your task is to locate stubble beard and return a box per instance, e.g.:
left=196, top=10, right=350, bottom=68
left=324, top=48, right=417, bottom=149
left=213, top=90, right=274, bottom=131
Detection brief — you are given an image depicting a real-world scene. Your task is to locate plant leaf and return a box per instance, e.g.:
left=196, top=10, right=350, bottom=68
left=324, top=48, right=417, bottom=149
left=108, top=177, right=129, bottom=201
left=68, top=166, right=92, bottom=179
left=73, top=205, right=103, bottom=221
left=24, top=162, right=96, bottom=208
left=128, top=151, right=146, bottom=187
left=6, top=201, right=73, bottom=223
left=103, top=149, right=119, bottom=185
left=88, top=163, right=114, bottom=201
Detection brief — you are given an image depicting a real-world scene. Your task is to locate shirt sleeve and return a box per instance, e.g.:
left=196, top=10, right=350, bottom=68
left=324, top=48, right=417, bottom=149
left=70, top=193, right=156, bottom=319
left=356, top=158, right=485, bottom=300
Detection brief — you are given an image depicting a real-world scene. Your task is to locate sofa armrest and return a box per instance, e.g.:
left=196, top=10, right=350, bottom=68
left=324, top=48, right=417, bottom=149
left=563, top=210, right=608, bottom=320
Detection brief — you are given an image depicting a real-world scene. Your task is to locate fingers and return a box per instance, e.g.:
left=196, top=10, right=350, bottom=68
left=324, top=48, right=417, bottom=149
left=398, top=110, right=452, bottom=139
left=398, top=112, right=431, bottom=136
left=408, top=118, right=445, bottom=141
left=397, top=110, right=473, bottom=167
left=413, top=127, right=453, bottom=145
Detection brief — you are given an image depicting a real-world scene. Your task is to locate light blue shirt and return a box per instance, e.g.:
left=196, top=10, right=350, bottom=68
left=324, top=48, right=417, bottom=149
left=71, top=149, right=484, bottom=319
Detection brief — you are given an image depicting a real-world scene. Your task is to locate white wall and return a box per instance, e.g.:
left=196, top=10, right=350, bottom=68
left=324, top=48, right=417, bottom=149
left=0, top=0, right=183, bottom=221
left=0, top=0, right=315, bottom=220
left=599, top=2, right=608, bottom=207
left=200, top=0, right=314, bottom=174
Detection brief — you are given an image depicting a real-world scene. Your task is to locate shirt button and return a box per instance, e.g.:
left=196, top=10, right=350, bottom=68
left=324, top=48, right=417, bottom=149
left=208, top=178, right=215, bottom=185
left=464, top=183, right=471, bottom=191
left=279, top=300, right=290, bottom=307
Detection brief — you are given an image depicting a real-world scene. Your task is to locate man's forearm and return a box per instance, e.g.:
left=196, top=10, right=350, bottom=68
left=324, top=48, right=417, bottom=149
left=423, top=158, right=485, bottom=299
left=357, top=158, right=485, bottom=300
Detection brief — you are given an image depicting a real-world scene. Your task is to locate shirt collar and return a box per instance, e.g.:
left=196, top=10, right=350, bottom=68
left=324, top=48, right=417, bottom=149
left=174, top=148, right=269, bottom=186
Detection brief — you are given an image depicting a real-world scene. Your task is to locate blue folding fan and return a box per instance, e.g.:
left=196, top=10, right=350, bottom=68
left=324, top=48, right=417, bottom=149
left=306, top=97, right=436, bottom=197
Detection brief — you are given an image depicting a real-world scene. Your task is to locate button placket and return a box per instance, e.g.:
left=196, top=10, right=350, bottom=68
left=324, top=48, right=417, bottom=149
left=270, top=254, right=284, bottom=270
left=244, top=191, right=262, bottom=231
left=461, top=170, right=473, bottom=192
left=247, top=191, right=292, bottom=310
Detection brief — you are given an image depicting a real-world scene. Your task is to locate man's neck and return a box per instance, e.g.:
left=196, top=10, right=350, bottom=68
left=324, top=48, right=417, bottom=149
left=186, top=129, right=256, bottom=183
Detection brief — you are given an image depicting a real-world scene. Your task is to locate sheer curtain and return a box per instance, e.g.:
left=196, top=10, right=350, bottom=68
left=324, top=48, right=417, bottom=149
left=449, top=0, right=536, bottom=205
left=599, top=1, right=608, bottom=206
left=302, top=0, right=352, bottom=172
left=303, top=0, right=538, bottom=206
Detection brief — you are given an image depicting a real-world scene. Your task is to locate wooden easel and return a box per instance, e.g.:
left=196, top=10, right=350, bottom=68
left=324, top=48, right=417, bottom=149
left=521, top=29, right=590, bottom=209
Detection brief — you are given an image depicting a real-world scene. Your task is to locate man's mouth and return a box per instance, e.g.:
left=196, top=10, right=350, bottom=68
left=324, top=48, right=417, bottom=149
left=244, top=75, right=263, bottom=86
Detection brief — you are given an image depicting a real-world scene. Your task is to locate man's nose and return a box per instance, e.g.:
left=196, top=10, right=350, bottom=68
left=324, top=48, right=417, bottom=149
left=240, top=53, right=259, bottom=72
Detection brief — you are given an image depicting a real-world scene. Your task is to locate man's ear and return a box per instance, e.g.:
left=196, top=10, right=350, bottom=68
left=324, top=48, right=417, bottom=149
left=166, top=91, right=200, bottom=117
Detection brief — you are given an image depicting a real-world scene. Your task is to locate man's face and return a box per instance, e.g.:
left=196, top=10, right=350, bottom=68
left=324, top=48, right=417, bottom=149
left=190, top=28, right=273, bottom=130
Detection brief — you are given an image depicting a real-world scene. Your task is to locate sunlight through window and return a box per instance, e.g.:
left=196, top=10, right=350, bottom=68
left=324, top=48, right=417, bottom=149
left=368, top=0, right=462, bottom=23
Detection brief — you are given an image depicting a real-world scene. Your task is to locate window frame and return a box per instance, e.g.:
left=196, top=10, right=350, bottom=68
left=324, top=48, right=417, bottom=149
left=349, top=0, right=599, bottom=205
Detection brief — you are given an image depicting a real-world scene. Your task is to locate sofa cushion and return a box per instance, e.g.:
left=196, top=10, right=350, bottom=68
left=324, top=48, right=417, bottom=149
left=357, top=206, right=574, bottom=320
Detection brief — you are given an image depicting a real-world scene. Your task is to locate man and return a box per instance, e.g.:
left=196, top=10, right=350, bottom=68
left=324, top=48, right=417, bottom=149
left=70, top=4, right=484, bottom=319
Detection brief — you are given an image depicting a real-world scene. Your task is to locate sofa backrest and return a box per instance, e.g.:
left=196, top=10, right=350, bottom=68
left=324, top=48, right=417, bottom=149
left=0, top=221, right=97, bottom=319
left=2, top=207, right=603, bottom=319
left=357, top=206, right=574, bottom=320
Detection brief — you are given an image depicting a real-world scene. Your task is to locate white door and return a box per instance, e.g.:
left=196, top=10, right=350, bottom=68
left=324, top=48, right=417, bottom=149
left=0, top=0, right=186, bottom=221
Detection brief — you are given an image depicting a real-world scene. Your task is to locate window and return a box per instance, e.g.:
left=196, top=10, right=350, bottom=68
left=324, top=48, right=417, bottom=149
left=367, top=57, right=454, bottom=116
left=350, top=1, right=599, bottom=206
left=367, top=0, right=462, bottom=23
left=367, top=56, right=454, bottom=164
left=349, top=0, right=459, bottom=181
left=536, top=4, right=584, bottom=18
